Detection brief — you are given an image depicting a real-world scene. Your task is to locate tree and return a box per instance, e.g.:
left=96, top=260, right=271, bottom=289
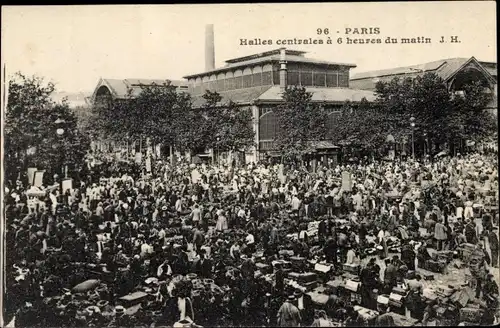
left=198, top=91, right=255, bottom=153
left=274, top=86, right=328, bottom=161
left=374, top=72, right=496, bottom=155
left=331, top=98, right=387, bottom=151
left=90, top=81, right=186, bottom=145
left=4, top=73, right=90, bottom=185
left=451, top=81, right=496, bottom=144
left=89, top=87, right=254, bottom=157
left=330, top=73, right=495, bottom=158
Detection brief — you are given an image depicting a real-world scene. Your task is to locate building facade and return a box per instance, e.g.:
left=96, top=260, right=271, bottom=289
left=183, top=48, right=376, bottom=164
left=91, top=48, right=376, bottom=165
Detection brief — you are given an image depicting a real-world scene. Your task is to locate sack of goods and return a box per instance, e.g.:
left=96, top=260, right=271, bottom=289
left=437, top=251, right=454, bottom=263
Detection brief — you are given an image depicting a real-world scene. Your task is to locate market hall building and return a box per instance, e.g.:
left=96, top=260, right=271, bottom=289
left=183, top=46, right=376, bottom=165
left=350, top=57, right=498, bottom=116
left=90, top=25, right=376, bottom=165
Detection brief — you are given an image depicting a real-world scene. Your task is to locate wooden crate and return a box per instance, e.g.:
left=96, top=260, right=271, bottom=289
left=459, top=307, right=484, bottom=323
left=343, top=263, right=360, bottom=275
left=302, top=280, right=318, bottom=292
left=299, top=272, right=318, bottom=283
left=118, top=291, right=150, bottom=308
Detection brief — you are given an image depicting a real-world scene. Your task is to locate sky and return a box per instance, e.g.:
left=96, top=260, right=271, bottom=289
left=1, top=2, right=497, bottom=94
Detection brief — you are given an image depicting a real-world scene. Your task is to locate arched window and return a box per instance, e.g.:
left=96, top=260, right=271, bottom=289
left=243, top=68, right=253, bottom=88
left=216, top=73, right=225, bottom=91
left=95, top=86, right=113, bottom=109
left=326, top=111, right=341, bottom=138
left=262, top=64, right=273, bottom=85
left=259, top=111, right=279, bottom=141
left=225, top=71, right=235, bottom=91
left=253, top=66, right=263, bottom=87
left=234, top=70, right=243, bottom=90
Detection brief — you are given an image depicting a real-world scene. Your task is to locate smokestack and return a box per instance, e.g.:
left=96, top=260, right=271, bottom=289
left=205, top=24, right=215, bottom=71
left=279, top=47, right=287, bottom=92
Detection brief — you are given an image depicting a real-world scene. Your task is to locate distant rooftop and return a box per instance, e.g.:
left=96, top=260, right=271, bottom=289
left=351, top=57, right=497, bottom=81
left=184, top=48, right=357, bottom=79
left=91, top=78, right=188, bottom=100
left=51, top=91, right=92, bottom=108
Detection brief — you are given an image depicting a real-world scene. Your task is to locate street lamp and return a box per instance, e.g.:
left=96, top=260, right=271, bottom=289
left=216, top=136, right=220, bottom=167
left=54, top=118, right=67, bottom=179
left=423, top=131, right=428, bottom=158
left=410, top=116, right=415, bottom=160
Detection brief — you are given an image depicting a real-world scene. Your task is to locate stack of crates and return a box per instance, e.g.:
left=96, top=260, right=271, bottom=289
left=459, top=306, right=484, bottom=324
left=343, top=263, right=361, bottom=276
left=289, top=256, right=307, bottom=272
left=377, top=294, right=390, bottom=312
left=460, top=243, right=477, bottom=262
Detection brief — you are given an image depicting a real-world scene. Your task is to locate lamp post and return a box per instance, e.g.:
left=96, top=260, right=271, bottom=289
left=216, top=136, right=220, bottom=167
left=55, top=118, right=67, bottom=179
left=410, top=116, right=415, bottom=160
left=423, top=131, right=428, bottom=158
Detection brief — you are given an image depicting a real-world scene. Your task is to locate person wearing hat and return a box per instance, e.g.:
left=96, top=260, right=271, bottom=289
left=295, top=288, right=313, bottom=326
left=277, top=294, right=301, bottom=327
left=107, top=305, right=128, bottom=327
left=383, top=258, right=398, bottom=294
left=465, top=219, right=478, bottom=244
left=488, top=227, right=499, bottom=268
left=480, top=273, right=499, bottom=325
left=400, top=240, right=416, bottom=271
left=194, top=248, right=212, bottom=279
left=434, top=219, right=448, bottom=251
left=374, top=304, right=395, bottom=327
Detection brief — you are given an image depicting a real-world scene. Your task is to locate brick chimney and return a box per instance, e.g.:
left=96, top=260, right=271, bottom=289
left=205, top=24, right=215, bottom=71
left=279, top=47, right=287, bottom=92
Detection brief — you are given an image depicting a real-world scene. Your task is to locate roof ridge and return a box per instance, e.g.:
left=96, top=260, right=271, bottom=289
left=351, top=57, right=473, bottom=80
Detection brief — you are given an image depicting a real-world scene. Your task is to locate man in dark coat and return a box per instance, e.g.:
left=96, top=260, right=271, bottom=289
left=274, top=263, right=285, bottom=296
left=192, top=227, right=204, bottom=252
left=324, top=236, right=337, bottom=267
left=465, top=219, right=478, bottom=244
left=318, top=217, right=327, bottom=244
left=383, top=258, right=398, bottom=294
left=295, top=288, right=314, bottom=326
left=401, top=241, right=416, bottom=271
left=360, top=258, right=379, bottom=309
left=488, top=228, right=499, bottom=268
left=197, top=249, right=213, bottom=279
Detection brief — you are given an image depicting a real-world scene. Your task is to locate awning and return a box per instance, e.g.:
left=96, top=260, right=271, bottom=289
left=307, top=140, right=340, bottom=150
left=260, top=140, right=340, bottom=153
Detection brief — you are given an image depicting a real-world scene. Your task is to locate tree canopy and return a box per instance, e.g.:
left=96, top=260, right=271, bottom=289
left=89, top=86, right=255, bottom=155
left=5, top=73, right=90, bottom=184
left=331, top=72, right=496, bottom=156
left=273, top=86, right=329, bottom=161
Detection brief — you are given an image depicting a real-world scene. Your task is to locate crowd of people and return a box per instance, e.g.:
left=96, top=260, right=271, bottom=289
left=4, top=149, right=500, bottom=327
